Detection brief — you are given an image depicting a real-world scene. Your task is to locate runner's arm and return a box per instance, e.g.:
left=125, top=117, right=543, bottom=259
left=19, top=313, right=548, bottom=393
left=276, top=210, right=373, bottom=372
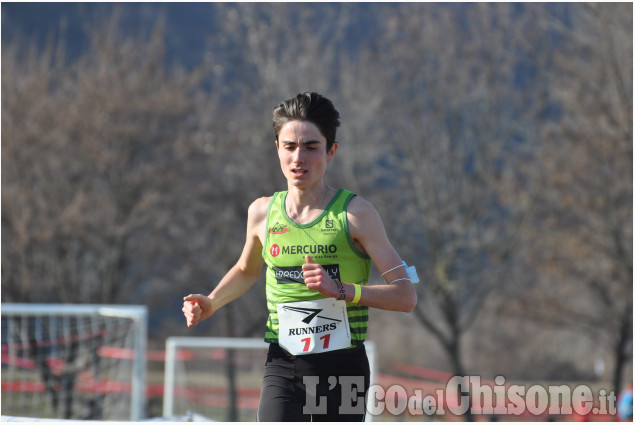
left=183, top=197, right=268, bottom=327
left=344, top=196, right=417, bottom=312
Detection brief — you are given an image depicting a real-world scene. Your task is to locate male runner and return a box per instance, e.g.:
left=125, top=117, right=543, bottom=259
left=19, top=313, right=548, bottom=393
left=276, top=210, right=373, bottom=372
left=183, top=92, right=417, bottom=421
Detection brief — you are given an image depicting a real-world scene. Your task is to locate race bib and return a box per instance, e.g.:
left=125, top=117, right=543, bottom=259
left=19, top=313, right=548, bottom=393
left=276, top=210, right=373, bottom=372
left=277, top=298, right=351, bottom=355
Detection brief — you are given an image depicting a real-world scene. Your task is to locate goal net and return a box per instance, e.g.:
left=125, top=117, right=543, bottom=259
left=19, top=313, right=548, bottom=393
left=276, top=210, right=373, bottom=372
left=1, top=304, right=147, bottom=421
left=163, top=337, right=377, bottom=422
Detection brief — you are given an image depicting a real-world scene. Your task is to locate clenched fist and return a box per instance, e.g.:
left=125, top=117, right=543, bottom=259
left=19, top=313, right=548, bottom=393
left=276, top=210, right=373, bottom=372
left=302, top=255, right=340, bottom=299
left=182, top=294, right=214, bottom=327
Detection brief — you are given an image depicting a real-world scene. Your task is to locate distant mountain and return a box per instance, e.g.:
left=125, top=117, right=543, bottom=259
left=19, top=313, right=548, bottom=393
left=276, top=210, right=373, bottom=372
left=2, top=3, right=386, bottom=70
left=2, top=3, right=215, bottom=68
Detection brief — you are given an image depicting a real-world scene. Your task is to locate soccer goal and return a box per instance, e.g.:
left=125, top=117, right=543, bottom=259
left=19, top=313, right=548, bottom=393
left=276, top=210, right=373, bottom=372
left=163, top=336, right=377, bottom=422
left=1, top=304, right=147, bottom=421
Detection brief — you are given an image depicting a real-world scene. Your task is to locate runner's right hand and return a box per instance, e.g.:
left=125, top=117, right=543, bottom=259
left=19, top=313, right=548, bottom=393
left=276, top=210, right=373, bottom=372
left=182, top=294, right=213, bottom=327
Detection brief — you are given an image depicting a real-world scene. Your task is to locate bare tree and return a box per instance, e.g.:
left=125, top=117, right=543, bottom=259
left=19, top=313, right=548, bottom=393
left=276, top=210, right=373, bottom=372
left=511, top=3, right=632, bottom=394
left=2, top=11, right=206, bottom=304
left=352, top=2, right=538, bottom=372
left=336, top=4, right=632, bottom=399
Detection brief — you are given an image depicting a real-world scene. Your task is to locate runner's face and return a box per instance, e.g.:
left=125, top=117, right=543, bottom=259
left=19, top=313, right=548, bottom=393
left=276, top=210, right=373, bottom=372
left=276, top=120, right=337, bottom=189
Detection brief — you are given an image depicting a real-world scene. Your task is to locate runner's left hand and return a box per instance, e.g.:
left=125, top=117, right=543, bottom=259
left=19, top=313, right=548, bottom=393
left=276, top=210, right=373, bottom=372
left=302, top=255, right=339, bottom=298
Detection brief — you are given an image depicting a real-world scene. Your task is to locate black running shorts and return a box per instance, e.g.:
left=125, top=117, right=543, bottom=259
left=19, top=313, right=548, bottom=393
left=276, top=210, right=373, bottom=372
left=257, top=343, right=371, bottom=422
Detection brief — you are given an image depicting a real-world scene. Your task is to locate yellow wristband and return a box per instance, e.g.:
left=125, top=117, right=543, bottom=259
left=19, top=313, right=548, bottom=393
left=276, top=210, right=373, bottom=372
left=352, top=284, right=362, bottom=304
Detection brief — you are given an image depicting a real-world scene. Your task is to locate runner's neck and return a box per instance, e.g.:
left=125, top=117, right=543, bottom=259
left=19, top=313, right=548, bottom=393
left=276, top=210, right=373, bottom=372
left=286, top=185, right=333, bottom=224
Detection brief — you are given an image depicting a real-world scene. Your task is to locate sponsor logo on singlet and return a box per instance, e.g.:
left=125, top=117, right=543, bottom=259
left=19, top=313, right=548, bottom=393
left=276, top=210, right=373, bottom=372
left=269, top=222, right=289, bottom=234
left=269, top=243, right=338, bottom=258
left=321, top=219, right=338, bottom=233
left=279, top=244, right=337, bottom=256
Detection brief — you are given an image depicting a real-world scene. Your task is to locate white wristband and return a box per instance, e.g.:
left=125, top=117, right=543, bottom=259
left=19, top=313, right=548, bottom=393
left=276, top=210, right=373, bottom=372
left=381, top=263, right=405, bottom=277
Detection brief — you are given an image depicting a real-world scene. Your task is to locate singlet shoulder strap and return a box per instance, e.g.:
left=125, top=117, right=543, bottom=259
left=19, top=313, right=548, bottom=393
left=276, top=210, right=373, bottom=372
left=262, top=192, right=284, bottom=256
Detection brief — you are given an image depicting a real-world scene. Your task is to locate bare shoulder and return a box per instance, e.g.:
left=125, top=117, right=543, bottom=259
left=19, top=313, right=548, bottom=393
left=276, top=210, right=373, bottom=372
left=346, top=194, right=396, bottom=260
left=247, top=196, right=272, bottom=244
left=248, top=196, right=272, bottom=222
left=347, top=195, right=383, bottom=228
left=347, top=194, right=389, bottom=253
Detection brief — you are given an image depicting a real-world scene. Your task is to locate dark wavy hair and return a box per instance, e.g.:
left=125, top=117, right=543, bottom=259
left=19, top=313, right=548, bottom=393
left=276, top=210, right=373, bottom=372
left=272, top=92, right=341, bottom=151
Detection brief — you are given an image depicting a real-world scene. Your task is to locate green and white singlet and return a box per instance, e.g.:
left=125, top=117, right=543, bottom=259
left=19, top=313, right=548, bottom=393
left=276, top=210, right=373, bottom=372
left=262, top=188, right=371, bottom=348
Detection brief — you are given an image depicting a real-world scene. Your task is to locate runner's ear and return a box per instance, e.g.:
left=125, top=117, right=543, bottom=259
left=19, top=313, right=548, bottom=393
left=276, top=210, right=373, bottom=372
left=327, top=143, right=338, bottom=162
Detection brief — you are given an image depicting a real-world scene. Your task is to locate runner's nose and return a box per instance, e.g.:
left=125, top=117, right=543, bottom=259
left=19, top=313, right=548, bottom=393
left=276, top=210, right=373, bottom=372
left=292, top=147, right=304, bottom=164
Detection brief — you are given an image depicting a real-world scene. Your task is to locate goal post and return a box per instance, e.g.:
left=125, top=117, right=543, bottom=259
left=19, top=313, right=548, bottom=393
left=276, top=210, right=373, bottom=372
left=1, top=304, right=147, bottom=421
left=163, top=336, right=377, bottom=421
left=163, top=337, right=268, bottom=421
